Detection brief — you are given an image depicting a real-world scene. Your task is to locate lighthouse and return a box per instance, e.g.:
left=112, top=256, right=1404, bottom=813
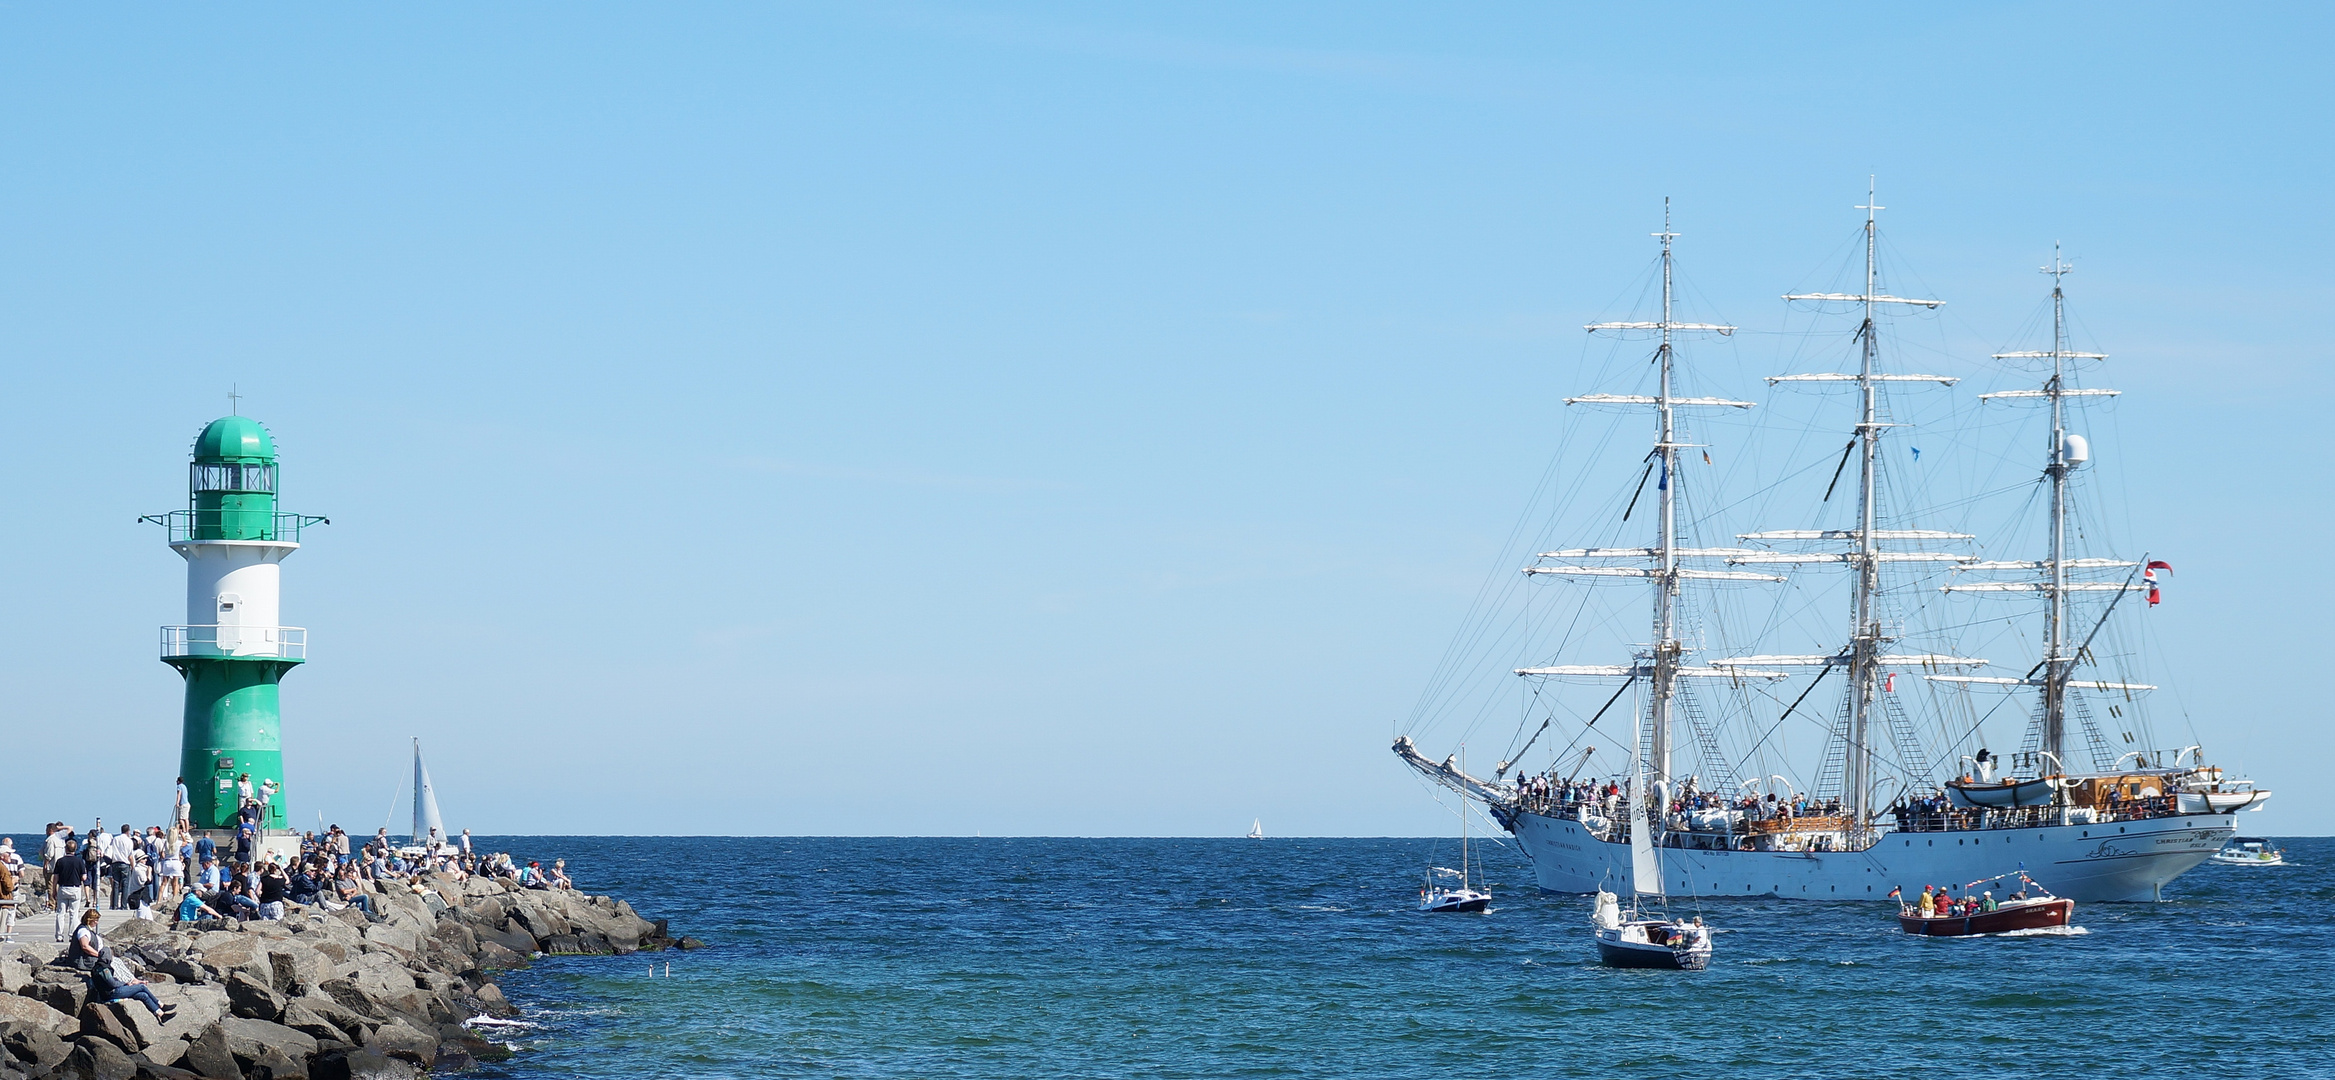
left=145, top=414, right=327, bottom=831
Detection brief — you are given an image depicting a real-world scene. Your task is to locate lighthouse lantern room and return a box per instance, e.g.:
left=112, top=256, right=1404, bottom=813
left=144, top=414, right=327, bottom=830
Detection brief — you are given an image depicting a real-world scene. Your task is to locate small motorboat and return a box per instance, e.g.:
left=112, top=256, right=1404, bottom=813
left=1896, top=873, right=2073, bottom=937
left=1592, top=890, right=1712, bottom=969
left=2211, top=837, right=2285, bottom=866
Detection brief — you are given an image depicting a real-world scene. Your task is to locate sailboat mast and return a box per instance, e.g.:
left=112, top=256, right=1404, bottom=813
left=1846, top=184, right=1884, bottom=839
left=2041, top=246, right=2074, bottom=769
left=1651, top=199, right=1681, bottom=795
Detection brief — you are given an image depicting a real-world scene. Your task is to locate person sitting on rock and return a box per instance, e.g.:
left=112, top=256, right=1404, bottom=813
left=223, top=879, right=261, bottom=922
left=174, top=889, right=223, bottom=927
left=549, top=859, right=574, bottom=889
left=520, top=861, right=550, bottom=889
left=66, top=907, right=106, bottom=971
left=257, top=861, right=290, bottom=920
left=333, top=867, right=377, bottom=916
left=286, top=863, right=323, bottom=905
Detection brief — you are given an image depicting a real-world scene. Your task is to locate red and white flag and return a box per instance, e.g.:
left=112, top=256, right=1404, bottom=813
left=2144, top=560, right=2173, bottom=607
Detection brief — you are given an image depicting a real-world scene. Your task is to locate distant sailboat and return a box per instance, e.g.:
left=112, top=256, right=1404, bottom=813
left=1247, top=818, right=1264, bottom=840
left=412, top=738, right=446, bottom=848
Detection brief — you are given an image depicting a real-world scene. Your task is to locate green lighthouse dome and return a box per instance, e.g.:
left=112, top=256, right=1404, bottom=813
left=193, top=415, right=278, bottom=462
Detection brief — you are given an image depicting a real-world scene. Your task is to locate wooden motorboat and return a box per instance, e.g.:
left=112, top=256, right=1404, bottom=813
left=1897, top=873, right=2072, bottom=936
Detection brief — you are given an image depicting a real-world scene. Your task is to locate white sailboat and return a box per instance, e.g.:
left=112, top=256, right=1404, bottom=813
left=1592, top=700, right=1711, bottom=968
left=411, top=738, right=446, bottom=849
left=1396, top=192, right=2255, bottom=904
left=1420, top=800, right=1492, bottom=913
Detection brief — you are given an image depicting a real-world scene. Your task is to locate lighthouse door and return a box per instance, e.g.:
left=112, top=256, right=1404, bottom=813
left=216, top=592, right=246, bottom=654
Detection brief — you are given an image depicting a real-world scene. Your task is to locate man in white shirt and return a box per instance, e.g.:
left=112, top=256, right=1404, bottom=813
left=42, top=824, right=68, bottom=871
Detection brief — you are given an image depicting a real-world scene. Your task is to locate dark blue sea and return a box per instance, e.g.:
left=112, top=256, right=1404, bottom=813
left=457, top=835, right=2332, bottom=1079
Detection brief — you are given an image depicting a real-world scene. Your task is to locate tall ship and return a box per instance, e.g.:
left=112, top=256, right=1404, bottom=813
left=1396, top=193, right=2258, bottom=902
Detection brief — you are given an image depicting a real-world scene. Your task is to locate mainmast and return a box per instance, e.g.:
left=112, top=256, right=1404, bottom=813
left=1651, top=201, right=1682, bottom=790
left=1773, top=182, right=1945, bottom=838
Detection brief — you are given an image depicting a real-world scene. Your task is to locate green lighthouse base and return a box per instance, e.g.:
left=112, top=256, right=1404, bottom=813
left=171, top=656, right=300, bottom=830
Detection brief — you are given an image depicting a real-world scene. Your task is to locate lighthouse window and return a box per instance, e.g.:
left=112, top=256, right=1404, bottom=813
left=191, top=463, right=276, bottom=493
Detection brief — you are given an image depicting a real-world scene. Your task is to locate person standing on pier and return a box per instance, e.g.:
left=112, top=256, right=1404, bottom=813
left=50, top=842, right=88, bottom=941
left=174, top=776, right=190, bottom=828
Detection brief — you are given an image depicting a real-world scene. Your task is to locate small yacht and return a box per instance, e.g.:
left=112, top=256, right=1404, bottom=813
left=1420, top=801, right=1492, bottom=913
left=1247, top=818, right=1264, bottom=840
left=1589, top=711, right=1712, bottom=969
left=2211, top=837, right=2285, bottom=866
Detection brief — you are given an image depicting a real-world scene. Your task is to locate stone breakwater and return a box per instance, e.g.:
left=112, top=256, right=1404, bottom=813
left=0, top=870, right=693, bottom=1080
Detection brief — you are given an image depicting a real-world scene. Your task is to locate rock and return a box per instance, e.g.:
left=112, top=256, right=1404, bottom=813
left=63, top=1038, right=139, bottom=1080
left=146, top=956, right=206, bottom=985
left=26, top=966, right=90, bottom=1018
left=471, top=942, right=529, bottom=970
left=676, top=937, right=707, bottom=950
left=0, top=993, right=77, bottom=1038
left=268, top=944, right=334, bottom=998
left=358, top=1021, right=434, bottom=1068
left=482, top=921, right=537, bottom=955
left=108, top=920, right=167, bottom=946
left=311, top=1047, right=415, bottom=1080
left=193, top=937, right=271, bottom=987
left=279, top=1001, right=346, bottom=1043
left=225, top=971, right=285, bottom=1021
left=131, top=1059, right=201, bottom=1080
left=244, top=1042, right=309, bottom=1080
left=79, top=1000, right=140, bottom=1052
left=178, top=1024, right=238, bottom=1080
left=313, top=980, right=385, bottom=1024
left=0, top=954, right=33, bottom=994
left=134, top=1029, right=186, bottom=1067
left=3, top=1024, right=74, bottom=1069
left=470, top=981, right=512, bottom=1014
left=357, top=924, right=419, bottom=956
left=149, top=985, right=230, bottom=1044
left=218, top=1017, right=318, bottom=1063
left=287, top=996, right=371, bottom=1040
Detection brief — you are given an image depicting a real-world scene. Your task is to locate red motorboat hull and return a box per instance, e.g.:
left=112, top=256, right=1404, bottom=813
left=1898, top=898, right=2074, bottom=936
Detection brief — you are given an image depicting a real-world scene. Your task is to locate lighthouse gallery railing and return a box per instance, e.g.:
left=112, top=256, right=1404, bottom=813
left=160, top=624, right=308, bottom=661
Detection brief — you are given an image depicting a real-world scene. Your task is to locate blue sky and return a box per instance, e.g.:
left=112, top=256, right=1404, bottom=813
left=1, top=4, right=2327, bottom=835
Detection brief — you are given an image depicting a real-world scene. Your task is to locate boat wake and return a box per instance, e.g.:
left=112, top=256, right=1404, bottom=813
left=1988, top=925, right=2089, bottom=938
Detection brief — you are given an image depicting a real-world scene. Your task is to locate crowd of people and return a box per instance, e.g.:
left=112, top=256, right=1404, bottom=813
left=1511, top=773, right=1846, bottom=831
left=8, top=794, right=578, bottom=947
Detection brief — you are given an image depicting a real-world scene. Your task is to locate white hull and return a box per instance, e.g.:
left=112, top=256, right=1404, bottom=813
left=1509, top=808, right=2235, bottom=902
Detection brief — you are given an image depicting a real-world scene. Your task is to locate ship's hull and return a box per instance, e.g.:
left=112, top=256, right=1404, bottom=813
left=1508, top=808, right=2234, bottom=902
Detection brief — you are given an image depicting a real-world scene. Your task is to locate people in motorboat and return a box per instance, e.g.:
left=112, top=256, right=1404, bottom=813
left=1917, top=886, right=1936, bottom=917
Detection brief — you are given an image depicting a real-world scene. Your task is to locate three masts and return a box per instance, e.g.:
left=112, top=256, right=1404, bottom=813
left=1397, top=191, right=2255, bottom=903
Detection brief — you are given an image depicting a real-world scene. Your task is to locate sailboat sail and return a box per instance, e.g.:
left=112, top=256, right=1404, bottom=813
left=413, top=739, right=445, bottom=843
left=1627, top=708, right=1660, bottom=899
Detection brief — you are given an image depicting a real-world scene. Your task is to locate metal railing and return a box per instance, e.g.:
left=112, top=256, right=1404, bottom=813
left=161, top=624, right=308, bottom=661
left=139, top=510, right=329, bottom=543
